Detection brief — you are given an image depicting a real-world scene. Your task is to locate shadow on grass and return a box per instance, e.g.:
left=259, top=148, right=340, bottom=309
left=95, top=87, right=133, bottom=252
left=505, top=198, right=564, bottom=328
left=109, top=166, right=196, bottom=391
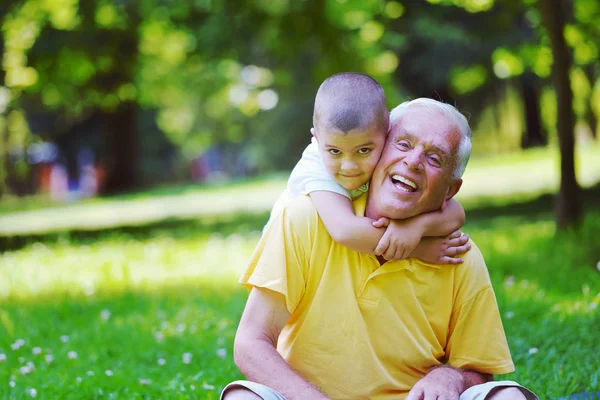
left=0, top=211, right=272, bottom=252
left=465, top=182, right=600, bottom=223
left=3, top=183, right=600, bottom=253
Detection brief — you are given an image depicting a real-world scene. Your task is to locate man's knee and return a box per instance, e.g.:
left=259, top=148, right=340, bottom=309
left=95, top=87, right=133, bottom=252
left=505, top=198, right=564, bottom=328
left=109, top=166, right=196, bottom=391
left=487, top=387, right=527, bottom=400
left=222, top=386, right=263, bottom=400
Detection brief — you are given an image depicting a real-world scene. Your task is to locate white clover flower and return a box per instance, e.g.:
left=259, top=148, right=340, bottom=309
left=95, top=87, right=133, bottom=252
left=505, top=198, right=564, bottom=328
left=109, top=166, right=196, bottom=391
left=182, top=353, right=192, bottom=364
left=16, top=339, right=25, bottom=346
left=190, top=384, right=195, bottom=390
left=528, top=347, right=538, bottom=355
left=0, top=353, right=6, bottom=362
left=60, top=336, right=69, bottom=343
left=20, top=365, right=33, bottom=375
left=45, top=354, right=54, bottom=364
left=18, top=357, right=25, bottom=363
left=11, top=342, right=21, bottom=351
left=67, top=351, right=78, bottom=359
left=505, top=311, right=514, bottom=319
left=9, top=381, right=15, bottom=388
left=32, top=347, right=42, bottom=356
left=27, top=388, right=37, bottom=398
left=216, top=348, right=227, bottom=359
left=105, top=370, right=114, bottom=376
left=179, top=385, right=186, bottom=392
left=139, top=378, right=151, bottom=385
left=160, top=321, right=168, bottom=330
left=202, top=383, right=215, bottom=390
left=100, top=310, right=111, bottom=321
left=176, top=323, right=186, bottom=333
left=154, top=332, right=164, bottom=342
left=87, top=371, right=94, bottom=376
left=26, top=361, right=35, bottom=370
left=76, top=377, right=82, bottom=383
left=157, top=358, right=166, bottom=366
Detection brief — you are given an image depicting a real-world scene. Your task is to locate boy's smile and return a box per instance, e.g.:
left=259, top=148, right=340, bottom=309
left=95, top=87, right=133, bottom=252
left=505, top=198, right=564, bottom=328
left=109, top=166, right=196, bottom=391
left=312, top=125, right=386, bottom=191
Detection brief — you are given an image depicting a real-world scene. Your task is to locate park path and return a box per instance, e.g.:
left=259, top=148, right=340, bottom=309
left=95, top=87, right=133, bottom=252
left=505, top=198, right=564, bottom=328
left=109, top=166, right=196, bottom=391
left=0, top=181, right=284, bottom=236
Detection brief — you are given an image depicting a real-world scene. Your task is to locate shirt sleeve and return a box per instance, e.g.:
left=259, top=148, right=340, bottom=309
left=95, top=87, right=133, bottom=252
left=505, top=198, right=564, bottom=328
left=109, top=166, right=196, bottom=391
left=287, top=138, right=351, bottom=199
left=240, top=196, right=318, bottom=314
left=445, top=245, right=515, bottom=375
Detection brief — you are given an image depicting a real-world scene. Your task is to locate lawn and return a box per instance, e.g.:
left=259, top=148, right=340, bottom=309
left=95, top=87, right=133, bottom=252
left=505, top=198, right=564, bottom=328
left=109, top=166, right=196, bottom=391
left=1, top=145, right=600, bottom=399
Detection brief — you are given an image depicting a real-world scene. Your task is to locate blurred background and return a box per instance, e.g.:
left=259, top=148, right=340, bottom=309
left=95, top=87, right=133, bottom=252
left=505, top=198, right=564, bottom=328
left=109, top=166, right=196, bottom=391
left=0, top=0, right=599, bottom=398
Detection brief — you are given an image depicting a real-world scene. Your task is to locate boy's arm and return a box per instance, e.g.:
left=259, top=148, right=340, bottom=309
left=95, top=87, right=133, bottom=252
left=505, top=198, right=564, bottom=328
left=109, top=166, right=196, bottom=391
left=309, top=191, right=384, bottom=254
left=374, top=198, right=466, bottom=260
left=397, top=198, right=465, bottom=239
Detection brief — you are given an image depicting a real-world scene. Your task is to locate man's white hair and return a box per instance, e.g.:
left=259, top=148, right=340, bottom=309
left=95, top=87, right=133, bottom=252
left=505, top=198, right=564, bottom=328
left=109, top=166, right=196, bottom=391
left=389, top=98, right=472, bottom=179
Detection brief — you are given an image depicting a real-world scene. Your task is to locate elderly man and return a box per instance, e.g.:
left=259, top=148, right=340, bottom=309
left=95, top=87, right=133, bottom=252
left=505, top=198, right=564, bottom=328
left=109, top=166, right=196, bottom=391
left=223, top=99, right=538, bottom=400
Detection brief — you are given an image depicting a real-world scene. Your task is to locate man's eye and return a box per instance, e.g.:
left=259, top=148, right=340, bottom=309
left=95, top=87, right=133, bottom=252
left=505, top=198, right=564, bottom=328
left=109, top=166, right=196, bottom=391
left=328, top=149, right=341, bottom=155
left=398, top=141, right=410, bottom=149
left=357, top=148, right=371, bottom=155
left=428, top=156, right=441, bottom=166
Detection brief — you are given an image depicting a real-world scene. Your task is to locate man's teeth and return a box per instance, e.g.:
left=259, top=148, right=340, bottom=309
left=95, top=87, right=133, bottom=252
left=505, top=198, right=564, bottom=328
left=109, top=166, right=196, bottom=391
left=392, top=175, right=417, bottom=189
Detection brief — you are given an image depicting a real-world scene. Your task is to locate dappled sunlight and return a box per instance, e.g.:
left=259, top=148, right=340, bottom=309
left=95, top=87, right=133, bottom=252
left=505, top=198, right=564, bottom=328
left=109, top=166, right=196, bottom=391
left=0, top=180, right=283, bottom=236
left=458, top=142, right=600, bottom=202
left=0, top=230, right=260, bottom=304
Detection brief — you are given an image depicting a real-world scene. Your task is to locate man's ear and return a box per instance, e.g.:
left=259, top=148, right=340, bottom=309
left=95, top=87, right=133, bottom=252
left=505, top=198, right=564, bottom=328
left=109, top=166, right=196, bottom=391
left=310, top=127, right=317, bottom=140
left=445, top=178, right=463, bottom=201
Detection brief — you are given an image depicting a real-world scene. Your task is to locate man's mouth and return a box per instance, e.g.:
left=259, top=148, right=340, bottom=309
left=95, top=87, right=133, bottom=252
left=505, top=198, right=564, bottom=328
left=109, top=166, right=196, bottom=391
left=391, top=174, right=418, bottom=192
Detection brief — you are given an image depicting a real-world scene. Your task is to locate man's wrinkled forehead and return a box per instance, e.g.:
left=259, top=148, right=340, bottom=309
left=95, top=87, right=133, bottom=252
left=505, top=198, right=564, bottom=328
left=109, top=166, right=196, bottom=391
left=389, top=108, right=459, bottom=148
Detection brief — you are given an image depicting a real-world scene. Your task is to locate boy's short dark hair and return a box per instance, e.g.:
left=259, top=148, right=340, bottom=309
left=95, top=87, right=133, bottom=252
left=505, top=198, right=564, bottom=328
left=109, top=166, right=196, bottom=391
left=313, top=72, right=389, bottom=134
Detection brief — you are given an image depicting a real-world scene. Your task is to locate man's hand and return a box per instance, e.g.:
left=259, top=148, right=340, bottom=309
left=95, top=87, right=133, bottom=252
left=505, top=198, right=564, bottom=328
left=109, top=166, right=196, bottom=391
left=406, top=366, right=464, bottom=400
left=372, top=218, right=423, bottom=260
left=411, top=230, right=471, bottom=265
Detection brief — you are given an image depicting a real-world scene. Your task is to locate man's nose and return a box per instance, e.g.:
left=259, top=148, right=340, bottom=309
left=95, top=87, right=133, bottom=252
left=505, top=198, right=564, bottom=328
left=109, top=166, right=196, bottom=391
left=403, top=150, right=423, bottom=171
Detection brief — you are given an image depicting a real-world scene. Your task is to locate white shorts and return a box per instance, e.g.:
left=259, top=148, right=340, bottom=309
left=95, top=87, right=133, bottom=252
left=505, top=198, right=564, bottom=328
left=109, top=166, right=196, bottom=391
left=221, top=379, right=538, bottom=399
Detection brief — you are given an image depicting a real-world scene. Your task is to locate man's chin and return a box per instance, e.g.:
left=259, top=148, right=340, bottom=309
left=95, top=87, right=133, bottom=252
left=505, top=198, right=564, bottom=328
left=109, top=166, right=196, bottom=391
left=381, top=200, right=421, bottom=220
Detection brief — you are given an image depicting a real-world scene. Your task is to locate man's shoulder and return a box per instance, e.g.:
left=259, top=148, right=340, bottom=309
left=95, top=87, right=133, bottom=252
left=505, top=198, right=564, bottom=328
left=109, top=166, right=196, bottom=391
left=279, top=195, right=322, bottom=236
left=452, top=240, right=493, bottom=295
left=284, top=194, right=319, bottom=218
left=462, top=240, right=486, bottom=266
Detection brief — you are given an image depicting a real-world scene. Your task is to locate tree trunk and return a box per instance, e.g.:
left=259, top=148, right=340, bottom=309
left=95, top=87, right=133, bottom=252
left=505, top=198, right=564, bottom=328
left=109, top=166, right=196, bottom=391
left=583, top=65, right=597, bottom=138
left=520, top=71, right=547, bottom=148
left=102, top=102, right=139, bottom=194
left=539, top=0, right=582, bottom=230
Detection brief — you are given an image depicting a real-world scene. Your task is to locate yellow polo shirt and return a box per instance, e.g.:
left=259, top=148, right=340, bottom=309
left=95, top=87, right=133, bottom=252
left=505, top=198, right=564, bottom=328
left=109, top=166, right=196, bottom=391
left=241, top=194, right=514, bottom=399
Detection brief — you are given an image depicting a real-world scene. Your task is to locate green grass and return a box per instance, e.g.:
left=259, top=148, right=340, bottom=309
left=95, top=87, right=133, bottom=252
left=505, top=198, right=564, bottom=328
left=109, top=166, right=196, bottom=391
left=1, top=145, right=600, bottom=398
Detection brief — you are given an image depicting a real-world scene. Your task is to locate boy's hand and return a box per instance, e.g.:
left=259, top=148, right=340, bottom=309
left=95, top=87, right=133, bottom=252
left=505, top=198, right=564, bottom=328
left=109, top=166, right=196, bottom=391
left=412, top=230, right=471, bottom=265
left=374, top=219, right=423, bottom=261
left=372, top=217, right=390, bottom=228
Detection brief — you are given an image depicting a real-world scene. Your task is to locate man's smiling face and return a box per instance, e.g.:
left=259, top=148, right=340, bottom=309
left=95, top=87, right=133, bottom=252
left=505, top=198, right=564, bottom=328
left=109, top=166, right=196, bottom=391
left=366, top=105, right=464, bottom=220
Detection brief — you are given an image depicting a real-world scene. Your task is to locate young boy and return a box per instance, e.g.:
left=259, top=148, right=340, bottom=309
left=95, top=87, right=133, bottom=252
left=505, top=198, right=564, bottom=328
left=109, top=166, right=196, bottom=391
left=269, top=72, right=467, bottom=262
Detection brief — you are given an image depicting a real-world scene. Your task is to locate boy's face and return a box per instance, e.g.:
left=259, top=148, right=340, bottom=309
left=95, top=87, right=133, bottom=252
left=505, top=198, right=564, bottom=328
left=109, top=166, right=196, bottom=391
left=312, top=124, right=387, bottom=191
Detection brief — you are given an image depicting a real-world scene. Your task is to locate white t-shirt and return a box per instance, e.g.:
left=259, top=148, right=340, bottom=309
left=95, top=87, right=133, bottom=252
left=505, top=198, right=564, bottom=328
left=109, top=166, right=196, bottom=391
left=267, top=138, right=369, bottom=229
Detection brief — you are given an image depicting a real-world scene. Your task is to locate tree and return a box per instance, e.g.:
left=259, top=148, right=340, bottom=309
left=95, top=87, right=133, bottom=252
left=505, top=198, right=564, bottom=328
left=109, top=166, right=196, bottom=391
left=539, top=0, right=582, bottom=230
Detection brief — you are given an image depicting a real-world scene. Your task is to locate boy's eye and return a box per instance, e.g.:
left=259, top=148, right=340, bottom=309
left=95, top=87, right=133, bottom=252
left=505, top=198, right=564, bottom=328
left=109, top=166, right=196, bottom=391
left=328, top=149, right=341, bottom=155
left=357, top=148, right=371, bottom=155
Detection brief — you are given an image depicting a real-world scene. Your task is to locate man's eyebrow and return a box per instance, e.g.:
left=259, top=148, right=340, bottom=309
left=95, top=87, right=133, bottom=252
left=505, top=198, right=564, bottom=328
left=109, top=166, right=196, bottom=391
left=398, top=132, right=449, bottom=157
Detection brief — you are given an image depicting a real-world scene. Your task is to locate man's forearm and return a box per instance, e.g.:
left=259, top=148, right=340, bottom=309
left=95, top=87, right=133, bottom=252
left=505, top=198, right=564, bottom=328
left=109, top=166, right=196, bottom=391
left=234, top=337, right=329, bottom=400
left=431, top=364, right=493, bottom=391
